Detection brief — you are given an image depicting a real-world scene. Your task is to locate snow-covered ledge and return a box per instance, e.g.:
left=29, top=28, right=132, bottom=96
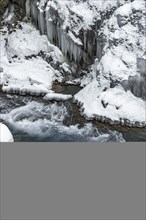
left=74, top=81, right=146, bottom=128
left=0, top=123, right=14, bottom=142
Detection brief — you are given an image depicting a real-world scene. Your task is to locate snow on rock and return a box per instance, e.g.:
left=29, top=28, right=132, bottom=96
left=0, top=123, right=14, bottom=142
left=0, top=27, right=9, bottom=66
left=7, top=24, right=48, bottom=59
left=7, top=22, right=61, bottom=60
left=0, top=22, right=64, bottom=95
left=1, top=57, right=55, bottom=95
left=97, top=0, right=146, bottom=82
left=44, top=0, right=130, bottom=34
left=28, top=0, right=99, bottom=64
left=98, top=50, right=137, bottom=82
left=2, top=83, right=52, bottom=96
left=74, top=0, right=146, bottom=127
left=29, top=0, right=133, bottom=66
left=44, top=93, right=72, bottom=101
left=74, top=81, right=146, bottom=127
left=23, top=0, right=138, bottom=69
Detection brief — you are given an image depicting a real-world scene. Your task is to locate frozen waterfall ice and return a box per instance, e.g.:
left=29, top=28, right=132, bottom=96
left=25, top=0, right=97, bottom=65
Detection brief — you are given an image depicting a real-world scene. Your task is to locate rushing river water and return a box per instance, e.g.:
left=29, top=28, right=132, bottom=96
left=0, top=84, right=146, bottom=142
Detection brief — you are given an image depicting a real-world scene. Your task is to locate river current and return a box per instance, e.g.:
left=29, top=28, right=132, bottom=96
left=0, top=84, right=146, bottom=142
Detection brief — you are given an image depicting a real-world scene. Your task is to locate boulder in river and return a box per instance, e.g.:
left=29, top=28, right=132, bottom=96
left=0, top=123, right=14, bottom=142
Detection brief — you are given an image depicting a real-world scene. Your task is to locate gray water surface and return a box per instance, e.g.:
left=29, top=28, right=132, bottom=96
left=0, top=84, right=146, bottom=142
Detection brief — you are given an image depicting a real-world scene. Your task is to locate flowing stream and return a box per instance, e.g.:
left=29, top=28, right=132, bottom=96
left=0, top=84, right=146, bottom=142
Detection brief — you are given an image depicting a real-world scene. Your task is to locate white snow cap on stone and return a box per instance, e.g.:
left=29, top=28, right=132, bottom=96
left=44, top=93, right=72, bottom=101
left=0, top=123, right=14, bottom=142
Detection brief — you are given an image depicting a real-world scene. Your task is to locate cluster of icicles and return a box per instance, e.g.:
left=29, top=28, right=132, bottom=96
left=25, top=0, right=96, bottom=65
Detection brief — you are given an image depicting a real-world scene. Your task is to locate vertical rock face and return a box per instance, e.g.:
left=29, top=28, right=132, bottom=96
left=25, top=0, right=134, bottom=68
left=2, top=0, right=145, bottom=79
left=95, top=0, right=146, bottom=100
left=0, top=0, right=25, bottom=23
left=137, top=58, right=146, bottom=76
left=2, top=0, right=144, bottom=70
left=121, top=58, right=146, bottom=100
left=25, top=0, right=98, bottom=67
left=0, top=0, right=10, bottom=16
left=0, top=0, right=26, bottom=13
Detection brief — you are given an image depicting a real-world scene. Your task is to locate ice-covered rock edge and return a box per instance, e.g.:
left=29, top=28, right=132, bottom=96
left=73, top=83, right=146, bottom=128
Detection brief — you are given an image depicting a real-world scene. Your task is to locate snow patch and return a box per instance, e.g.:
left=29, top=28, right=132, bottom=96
left=74, top=81, right=146, bottom=127
left=1, top=57, right=55, bottom=94
left=7, top=22, right=50, bottom=60
left=44, top=93, right=72, bottom=101
left=0, top=123, right=14, bottom=142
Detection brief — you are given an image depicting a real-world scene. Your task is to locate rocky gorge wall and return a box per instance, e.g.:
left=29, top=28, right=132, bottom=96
left=0, top=0, right=10, bottom=16
left=0, top=0, right=25, bottom=23
left=25, top=0, right=98, bottom=68
left=1, top=1, right=146, bottom=96
left=24, top=0, right=146, bottom=75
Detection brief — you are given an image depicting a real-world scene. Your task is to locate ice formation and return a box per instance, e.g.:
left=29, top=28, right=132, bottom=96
left=25, top=0, right=99, bottom=65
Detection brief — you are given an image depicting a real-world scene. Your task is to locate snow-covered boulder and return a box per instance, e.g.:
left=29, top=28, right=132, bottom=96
left=1, top=57, right=55, bottom=95
left=0, top=21, right=65, bottom=95
left=3, top=20, right=64, bottom=62
left=44, top=93, right=72, bottom=101
left=74, top=81, right=146, bottom=127
left=7, top=22, right=50, bottom=60
left=0, top=123, right=14, bottom=142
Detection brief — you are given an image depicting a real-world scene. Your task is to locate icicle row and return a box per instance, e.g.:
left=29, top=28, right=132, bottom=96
left=25, top=0, right=96, bottom=65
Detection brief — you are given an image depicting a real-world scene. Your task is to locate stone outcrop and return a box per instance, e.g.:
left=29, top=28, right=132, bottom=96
left=0, top=0, right=10, bottom=16
left=0, top=0, right=25, bottom=23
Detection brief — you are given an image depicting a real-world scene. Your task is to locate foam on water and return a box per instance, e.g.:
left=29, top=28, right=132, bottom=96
left=0, top=100, right=125, bottom=142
